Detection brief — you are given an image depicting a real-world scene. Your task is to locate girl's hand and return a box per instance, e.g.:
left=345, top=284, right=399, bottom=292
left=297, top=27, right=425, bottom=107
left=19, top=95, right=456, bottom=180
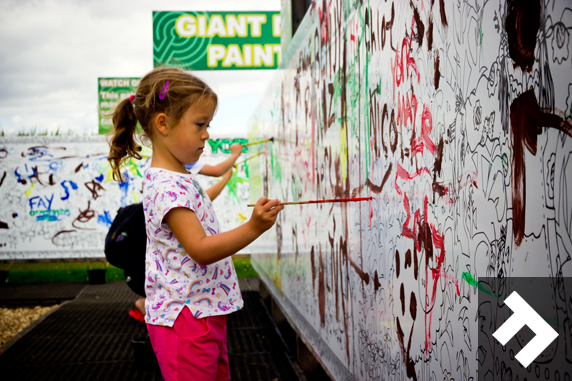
left=249, top=197, right=284, bottom=234
left=230, top=142, right=243, bottom=157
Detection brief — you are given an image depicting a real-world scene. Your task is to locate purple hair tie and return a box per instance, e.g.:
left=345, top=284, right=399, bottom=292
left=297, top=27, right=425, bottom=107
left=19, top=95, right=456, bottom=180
left=129, top=95, right=135, bottom=103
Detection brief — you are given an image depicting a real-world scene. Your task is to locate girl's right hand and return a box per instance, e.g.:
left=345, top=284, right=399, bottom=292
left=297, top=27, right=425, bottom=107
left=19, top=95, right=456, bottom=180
left=249, top=197, right=284, bottom=234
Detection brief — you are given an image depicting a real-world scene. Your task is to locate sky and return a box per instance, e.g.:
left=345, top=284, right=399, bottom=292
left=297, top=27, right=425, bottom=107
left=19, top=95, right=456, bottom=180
left=0, top=0, right=281, bottom=136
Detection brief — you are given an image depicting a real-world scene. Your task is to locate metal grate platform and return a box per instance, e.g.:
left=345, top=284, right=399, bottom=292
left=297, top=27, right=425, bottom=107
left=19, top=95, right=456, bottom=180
left=0, top=280, right=301, bottom=380
left=0, top=282, right=87, bottom=307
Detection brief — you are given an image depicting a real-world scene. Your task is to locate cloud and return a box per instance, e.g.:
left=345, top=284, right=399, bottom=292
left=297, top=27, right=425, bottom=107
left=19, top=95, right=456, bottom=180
left=0, top=0, right=280, bottom=135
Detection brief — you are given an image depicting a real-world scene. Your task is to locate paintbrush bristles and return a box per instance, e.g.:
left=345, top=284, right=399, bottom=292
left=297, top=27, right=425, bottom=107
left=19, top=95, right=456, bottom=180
left=247, top=196, right=372, bottom=207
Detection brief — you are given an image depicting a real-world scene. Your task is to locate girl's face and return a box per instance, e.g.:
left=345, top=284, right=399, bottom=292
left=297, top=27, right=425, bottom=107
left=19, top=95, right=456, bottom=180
left=167, top=97, right=216, bottom=165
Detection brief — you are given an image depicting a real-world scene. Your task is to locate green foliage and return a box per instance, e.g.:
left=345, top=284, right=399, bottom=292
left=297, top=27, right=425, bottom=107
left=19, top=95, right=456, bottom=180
left=4, top=261, right=125, bottom=283
left=3, top=257, right=258, bottom=283
left=232, top=257, right=259, bottom=278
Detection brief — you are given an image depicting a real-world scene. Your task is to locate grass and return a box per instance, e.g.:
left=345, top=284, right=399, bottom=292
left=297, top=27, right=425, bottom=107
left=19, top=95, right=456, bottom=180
left=2, top=257, right=258, bottom=283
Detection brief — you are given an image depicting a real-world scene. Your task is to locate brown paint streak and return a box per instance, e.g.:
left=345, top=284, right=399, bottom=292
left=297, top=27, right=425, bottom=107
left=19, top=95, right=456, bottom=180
left=311, top=246, right=316, bottom=291
left=373, top=270, right=381, bottom=293
left=350, top=259, right=370, bottom=284
left=411, top=2, right=424, bottom=47
left=434, top=52, right=441, bottom=89
left=396, top=249, right=401, bottom=278
left=404, top=249, right=412, bottom=269
left=0, top=171, right=6, bottom=188
left=413, top=247, right=419, bottom=280
left=52, top=230, right=77, bottom=246
left=396, top=317, right=417, bottom=380
left=75, top=163, right=83, bottom=173
left=410, top=292, right=417, bottom=320
left=438, top=0, right=447, bottom=27
left=367, top=163, right=393, bottom=194
left=426, top=16, right=434, bottom=51
left=505, top=0, right=540, bottom=72
left=400, top=283, right=405, bottom=315
left=510, top=89, right=572, bottom=246
left=432, top=137, right=445, bottom=202
left=318, top=247, right=326, bottom=327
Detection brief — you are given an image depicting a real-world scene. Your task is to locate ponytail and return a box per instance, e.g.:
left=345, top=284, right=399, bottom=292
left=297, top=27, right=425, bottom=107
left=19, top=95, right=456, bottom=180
left=108, top=97, right=142, bottom=182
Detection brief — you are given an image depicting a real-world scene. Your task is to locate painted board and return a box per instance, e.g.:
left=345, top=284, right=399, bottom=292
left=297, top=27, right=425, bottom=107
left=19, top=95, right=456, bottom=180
left=0, top=135, right=251, bottom=259
left=248, top=0, right=572, bottom=379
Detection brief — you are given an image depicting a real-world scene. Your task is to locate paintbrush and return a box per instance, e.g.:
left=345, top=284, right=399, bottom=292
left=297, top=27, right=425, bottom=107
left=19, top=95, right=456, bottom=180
left=243, top=137, right=274, bottom=147
left=247, top=196, right=372, bottom=207
left=236, top=151, right=263, bottom=165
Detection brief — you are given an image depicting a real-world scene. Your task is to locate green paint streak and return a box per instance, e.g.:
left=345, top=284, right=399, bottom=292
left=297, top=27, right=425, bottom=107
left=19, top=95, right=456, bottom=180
left=244, top=160, right=249, bottom=179
left=225, top=171, right=247, bottom=204
left=479, top=27, right=484, bottom=59
left=462, top=272, right=496, bottom=298
left=363, top=3, right=371, bottom=185
left=462, top=272, right=560, bottom=330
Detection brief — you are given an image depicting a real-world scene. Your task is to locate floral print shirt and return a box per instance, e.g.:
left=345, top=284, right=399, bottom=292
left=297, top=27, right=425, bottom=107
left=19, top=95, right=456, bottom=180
left=143, top=168, right=243, bottom=326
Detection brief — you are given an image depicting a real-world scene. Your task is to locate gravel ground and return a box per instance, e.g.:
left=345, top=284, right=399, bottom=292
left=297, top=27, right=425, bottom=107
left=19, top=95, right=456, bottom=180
left=0, top=305, right=57, bottom=345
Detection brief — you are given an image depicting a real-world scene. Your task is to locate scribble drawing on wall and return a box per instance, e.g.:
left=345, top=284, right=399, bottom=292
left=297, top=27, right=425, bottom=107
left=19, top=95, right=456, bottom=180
left=248, top=1, right=572, bottom=379
left=0, top=135, right=251, bottom=259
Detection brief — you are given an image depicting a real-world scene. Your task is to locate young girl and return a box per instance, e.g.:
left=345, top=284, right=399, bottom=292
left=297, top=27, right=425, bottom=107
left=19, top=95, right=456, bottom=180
left=107, top=67, right=283, bottom=381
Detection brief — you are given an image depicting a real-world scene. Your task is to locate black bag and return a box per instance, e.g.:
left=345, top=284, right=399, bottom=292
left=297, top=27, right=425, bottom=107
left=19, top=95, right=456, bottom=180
left=104, top=203, right=147, bottom=271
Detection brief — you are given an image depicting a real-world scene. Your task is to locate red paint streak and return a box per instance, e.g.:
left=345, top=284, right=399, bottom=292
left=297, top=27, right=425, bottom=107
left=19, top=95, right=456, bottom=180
left=369, top=200, right=373, bottom=228
left=395, top=161, right=431, bottom=195
left=351, top=34, right=355, bottom=42
left=421, top=104, right=435, bottom=155
left=432, top=268, right=460, bottom=296
left=390, top=38, right=421, bottom=100
left=319, top=3, right=330, bottom=45
left=411, top=137, right=424, bottom=157
left=402, top=193, right=414, bottom=238
left=434, top=171, right=478, bottom=203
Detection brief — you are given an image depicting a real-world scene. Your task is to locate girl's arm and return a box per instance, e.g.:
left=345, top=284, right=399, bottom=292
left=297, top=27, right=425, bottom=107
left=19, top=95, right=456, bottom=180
left=198, top=143, right=243, bottom=177
left=165, top=197, right=283, bottom=266
left=206, top=168, right=234, bottom=201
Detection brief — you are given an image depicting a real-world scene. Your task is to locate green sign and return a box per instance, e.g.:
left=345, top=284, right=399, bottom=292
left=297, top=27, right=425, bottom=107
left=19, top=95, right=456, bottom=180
left=153, top=11, right=281, bottom=70
left=98, top=78, right=141, bottom=134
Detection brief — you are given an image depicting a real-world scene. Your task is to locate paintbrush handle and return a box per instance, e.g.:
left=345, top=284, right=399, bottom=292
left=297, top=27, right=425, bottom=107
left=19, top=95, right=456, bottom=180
left=236, top=152, right=263, bottom=165
left=243, top=138, right=273, bottom=147
left=247, top=196, right=372, bottom=207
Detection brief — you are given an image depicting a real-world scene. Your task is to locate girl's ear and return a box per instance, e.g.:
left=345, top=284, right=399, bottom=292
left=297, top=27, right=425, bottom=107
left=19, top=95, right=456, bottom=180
left=154, top=113, right=169, bottom=136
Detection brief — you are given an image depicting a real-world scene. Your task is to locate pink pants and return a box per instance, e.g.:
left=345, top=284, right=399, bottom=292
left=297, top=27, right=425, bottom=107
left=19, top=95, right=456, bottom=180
left=147, top=307, right=230, bottom=381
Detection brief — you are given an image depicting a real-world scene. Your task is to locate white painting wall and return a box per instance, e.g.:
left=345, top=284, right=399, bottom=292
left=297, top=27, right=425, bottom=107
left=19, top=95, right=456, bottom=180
left=248, top=0, right=572, bottom=379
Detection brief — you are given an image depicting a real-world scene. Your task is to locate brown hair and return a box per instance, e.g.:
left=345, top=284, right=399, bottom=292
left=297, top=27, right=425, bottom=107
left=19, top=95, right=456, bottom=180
left=107, top=67, right=218, bottom=181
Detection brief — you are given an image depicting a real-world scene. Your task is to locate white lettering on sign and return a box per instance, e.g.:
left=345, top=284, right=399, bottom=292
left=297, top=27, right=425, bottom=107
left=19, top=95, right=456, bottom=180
left=226, top=15, right=247, bottom=37
left=272, top=14, right=280, bottom=37
left=206, top=15, right=227, bottom=37
left=100, top=92, right=119, bottom=100
left=208, top=44, right=280, bottom=68
left=99, top=79, right=132, bottom=88
left=208, top=45, right=227, bottom=67
left=246, top=15, right=266, bottom=37
left=175, top=13, right=271, bottom=39
left=176, top=15, right=197, bottom=37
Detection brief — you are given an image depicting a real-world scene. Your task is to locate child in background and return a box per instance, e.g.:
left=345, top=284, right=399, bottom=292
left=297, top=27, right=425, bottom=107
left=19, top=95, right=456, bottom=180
left=186, top=141, right=243, bottom=177
left=107, top=67, right=283, bottom=381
